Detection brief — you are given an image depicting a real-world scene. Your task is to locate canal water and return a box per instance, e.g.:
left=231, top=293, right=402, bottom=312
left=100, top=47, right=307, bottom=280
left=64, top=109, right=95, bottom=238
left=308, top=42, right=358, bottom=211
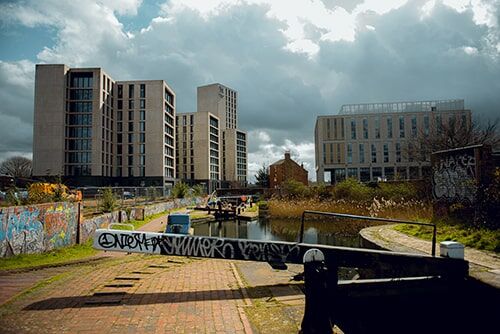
left=192, top=217, right=381, bottom=248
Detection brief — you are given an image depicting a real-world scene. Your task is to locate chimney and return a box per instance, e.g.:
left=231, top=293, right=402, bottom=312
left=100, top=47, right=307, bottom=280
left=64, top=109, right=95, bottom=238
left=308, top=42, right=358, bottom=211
left=284, top=151, right=291, bottom=160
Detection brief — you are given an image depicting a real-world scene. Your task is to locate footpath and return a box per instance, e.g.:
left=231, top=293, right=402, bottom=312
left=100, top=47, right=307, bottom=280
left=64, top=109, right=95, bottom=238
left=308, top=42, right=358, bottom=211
left=0, top=212, right=257, bottom=333
left=360, top=224, right=500, bottom=289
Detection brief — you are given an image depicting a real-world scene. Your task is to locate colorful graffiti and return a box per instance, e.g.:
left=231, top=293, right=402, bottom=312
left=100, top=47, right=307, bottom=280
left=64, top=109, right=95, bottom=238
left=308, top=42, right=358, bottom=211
left=0, top=202, right=79, bottom=257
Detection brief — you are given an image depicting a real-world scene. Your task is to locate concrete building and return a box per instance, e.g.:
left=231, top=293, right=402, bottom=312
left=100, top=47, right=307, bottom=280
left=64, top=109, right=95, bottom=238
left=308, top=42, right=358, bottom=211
left=176, top=83, right=247, bottom=190
left=33, top=64, right=176, bottom=189
left=269, top=151, right=309, bottom=188
left=314, top=99, right=471, bottom=183
left=197, top=83, right=237, bottom=130
left=175, top=111, right=221, bottom=192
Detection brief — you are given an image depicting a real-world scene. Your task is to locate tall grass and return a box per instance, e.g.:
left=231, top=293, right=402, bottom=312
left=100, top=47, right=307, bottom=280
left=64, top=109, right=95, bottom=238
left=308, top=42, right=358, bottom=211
left=268, top=198, right=432, bottom=222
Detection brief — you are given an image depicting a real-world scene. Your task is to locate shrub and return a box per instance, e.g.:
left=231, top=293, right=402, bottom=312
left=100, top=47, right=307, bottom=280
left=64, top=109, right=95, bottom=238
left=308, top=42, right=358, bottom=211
left=101, top=188, right=117, bottom=213
left=172, top=181, right=189, bottom=198
left=333, top=178, right=374, bottom=201
left=192, top=184, right=205, bottom=197
left=282, top=179, right=310, bottom=198
left=376, top=182, right=418, bottom=200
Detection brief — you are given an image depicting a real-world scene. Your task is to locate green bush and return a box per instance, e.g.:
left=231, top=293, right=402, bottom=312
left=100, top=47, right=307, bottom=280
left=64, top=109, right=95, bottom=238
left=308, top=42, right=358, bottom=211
left=376, top=182, right=418, bottom=200
left=333, top=178, right=374, bottom=200
left=101, top=188, right=117, bottom=213
left=282, top=179, right=311, bottom=198
left=172, top=181, right=189, bottom=198
left=192, top=184, right=205, bottom=197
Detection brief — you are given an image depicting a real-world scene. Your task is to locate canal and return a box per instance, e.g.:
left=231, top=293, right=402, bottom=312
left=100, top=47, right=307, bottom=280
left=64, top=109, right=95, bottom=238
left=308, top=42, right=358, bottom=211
left=192, top=217, right=384, bottom=248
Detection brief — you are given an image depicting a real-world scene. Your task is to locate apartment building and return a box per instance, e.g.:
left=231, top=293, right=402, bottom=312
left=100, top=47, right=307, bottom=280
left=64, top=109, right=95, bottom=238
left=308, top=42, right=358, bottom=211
left=33, top=64, right=176, bottom=189
left=198, top=83, right=237, bottom=130
left=176, top=83, right=247, bottom=190
left=314, top=99, right=471, bottom=183
left=175, top=111, right=221, bottom=192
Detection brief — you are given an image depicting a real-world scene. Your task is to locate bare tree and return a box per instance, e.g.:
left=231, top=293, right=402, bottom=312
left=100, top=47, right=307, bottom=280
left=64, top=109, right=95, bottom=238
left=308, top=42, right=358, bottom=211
left=413, top=118, right=500, bottom=162
left=0, top=156, right=32, bottom=178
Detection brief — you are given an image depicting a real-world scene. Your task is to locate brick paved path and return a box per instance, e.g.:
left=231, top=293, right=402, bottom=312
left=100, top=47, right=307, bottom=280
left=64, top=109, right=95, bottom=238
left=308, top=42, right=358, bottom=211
left=0, top=255, right=251, bottom=333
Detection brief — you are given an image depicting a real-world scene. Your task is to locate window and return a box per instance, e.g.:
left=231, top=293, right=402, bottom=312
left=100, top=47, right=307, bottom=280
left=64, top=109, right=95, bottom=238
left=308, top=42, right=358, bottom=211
left=128, top=111, right=134, bottom=121
left=371, top=144, right=377, bottom=163
left=140, top=84, right=145, bottom=98
left=139, top=122, right=145, bottom=132
left=117, top=100, right=122, bottom=110
left=347, top=143, right=352, bottom=164
left=436, top=115, right=442, bottom=134
left=351, top=119, right=356, bottom=139
left=128, top=84, right=134, bottom=98
left=359, top=144, right=365, bottom=163
left=117, top=110, right=122, bottom=121
left=118, top=85, right=123, bottom=98
left=139, top=133, right=145, bottom=143
left=399, top=116, right=405, bottom=138
left=375, top=117, right=380, bottom=139
left=140, top=99, right=145, bottom=109
left=140, top=110, right=145, bottom=121
left=424, top=115, right=429, bottom=136
left=140, top=144, right=145, bottom=154
left=363, top=118, right=368, bottom=139
left=128, top=133, right=134, bottom=143
left=396, top=143, right=401, bottom=162
left=411, top=116, right=417, bottom=137
left=128, top=99, right=134, bottom=109
left=383, top=143, right=389, bottom=163
left=128, top=122, right=133, bottom=131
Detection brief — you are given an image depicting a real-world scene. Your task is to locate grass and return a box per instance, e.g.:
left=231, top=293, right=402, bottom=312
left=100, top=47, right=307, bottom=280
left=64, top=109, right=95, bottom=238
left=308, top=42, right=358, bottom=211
left=394, top=221, right=500, bottom=253
left=0, top=239, right=98, bottom=271
left=112, top=210, right=169, bottom=230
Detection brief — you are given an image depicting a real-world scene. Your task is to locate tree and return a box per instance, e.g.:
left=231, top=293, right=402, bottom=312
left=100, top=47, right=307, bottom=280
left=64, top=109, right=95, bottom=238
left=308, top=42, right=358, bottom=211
left=0, top=156, right=32, bottom=178
left=255, top=164, right=269, bottom=187
left=416, top=118, right=500, bottom=161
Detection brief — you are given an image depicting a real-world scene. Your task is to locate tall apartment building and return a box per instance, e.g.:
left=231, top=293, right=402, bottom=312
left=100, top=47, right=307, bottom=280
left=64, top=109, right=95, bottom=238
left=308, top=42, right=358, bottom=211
left=197, top=83, right=237, bottom=129
left=33, top=64, right=176, bottom=189
left=175, top=111, right=221, bottom=192
left=314, top=99, right=471, bottom=183
left=176, top=83, right=247, bottom=190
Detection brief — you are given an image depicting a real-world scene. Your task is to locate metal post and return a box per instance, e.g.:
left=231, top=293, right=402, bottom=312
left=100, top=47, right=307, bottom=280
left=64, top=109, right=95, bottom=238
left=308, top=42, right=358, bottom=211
left=300, top=211, right=306, bottom=243
left=300, top=249, right=333, bottom=334
left=432, top=225, right=437, bottom=257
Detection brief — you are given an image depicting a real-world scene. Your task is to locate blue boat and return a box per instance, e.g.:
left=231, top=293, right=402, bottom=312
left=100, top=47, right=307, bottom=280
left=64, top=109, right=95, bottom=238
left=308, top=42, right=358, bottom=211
left=165, top=213, right=192, bottom=234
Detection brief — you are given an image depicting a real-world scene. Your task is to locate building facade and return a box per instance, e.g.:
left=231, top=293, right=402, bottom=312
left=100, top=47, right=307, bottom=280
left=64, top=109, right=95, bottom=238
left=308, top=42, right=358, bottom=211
left=269, top=152, right=308, bottom=188
left=175, top=111, right=221, bottom=192
left=33, top=64, right=176, bottom=189
left=176, top=83, right=247, bottom=190
left=314, top=99, right=471, bottom=183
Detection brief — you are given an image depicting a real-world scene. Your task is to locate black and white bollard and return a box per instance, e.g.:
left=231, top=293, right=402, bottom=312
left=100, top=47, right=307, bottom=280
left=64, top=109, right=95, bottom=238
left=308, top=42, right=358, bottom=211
left=300, top=249, right=334, bottom=334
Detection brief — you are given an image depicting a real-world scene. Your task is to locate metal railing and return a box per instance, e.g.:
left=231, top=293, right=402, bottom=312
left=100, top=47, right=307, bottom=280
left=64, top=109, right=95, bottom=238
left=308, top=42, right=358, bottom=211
left=300, top=210, right=437, bottom=256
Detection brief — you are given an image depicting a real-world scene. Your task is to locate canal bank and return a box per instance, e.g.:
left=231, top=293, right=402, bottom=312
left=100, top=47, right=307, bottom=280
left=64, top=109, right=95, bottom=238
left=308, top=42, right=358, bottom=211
left=360, top=224, right=500, bottom=289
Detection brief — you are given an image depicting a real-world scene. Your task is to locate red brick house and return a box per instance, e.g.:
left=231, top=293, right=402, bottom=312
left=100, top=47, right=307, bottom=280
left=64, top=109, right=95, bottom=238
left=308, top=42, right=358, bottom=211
left=269, top=152, right=308, bottom=188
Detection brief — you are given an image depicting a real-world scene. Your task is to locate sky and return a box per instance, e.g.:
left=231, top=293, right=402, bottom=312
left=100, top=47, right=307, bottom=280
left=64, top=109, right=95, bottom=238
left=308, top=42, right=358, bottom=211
left=0, top=0, right=499, bottom=182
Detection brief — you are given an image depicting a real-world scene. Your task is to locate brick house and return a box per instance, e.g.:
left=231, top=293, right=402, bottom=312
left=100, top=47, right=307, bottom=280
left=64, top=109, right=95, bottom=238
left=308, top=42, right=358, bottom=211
left=269, top=152, right=308, bottom=188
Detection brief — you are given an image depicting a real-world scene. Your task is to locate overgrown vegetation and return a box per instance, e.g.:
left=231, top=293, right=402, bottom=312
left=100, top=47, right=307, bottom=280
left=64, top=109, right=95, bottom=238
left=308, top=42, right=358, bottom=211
left=172, top=181, right=189, bottom=198
left=192, top=184, right=205, bottom=197
left=269, top=178, right=429, bottom=221
left=100, top=188, right=117, bottom=212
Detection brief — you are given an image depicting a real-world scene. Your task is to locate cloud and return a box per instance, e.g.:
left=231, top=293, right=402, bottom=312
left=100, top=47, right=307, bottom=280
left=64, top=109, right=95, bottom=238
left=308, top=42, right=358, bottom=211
left=0, top=0, right=499, bottom=182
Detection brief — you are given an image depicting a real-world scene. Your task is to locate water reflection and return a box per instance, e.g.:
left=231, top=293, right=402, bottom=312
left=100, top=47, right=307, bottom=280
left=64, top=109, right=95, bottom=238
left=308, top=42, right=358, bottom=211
left=193, top=218, right=363, bottom=248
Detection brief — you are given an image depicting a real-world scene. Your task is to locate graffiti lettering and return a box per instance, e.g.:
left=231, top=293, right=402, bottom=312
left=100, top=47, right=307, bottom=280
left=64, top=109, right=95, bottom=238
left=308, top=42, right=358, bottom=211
left=432, top=153, right=477, bottom=203
left=93, top=230, right=303, bottom=263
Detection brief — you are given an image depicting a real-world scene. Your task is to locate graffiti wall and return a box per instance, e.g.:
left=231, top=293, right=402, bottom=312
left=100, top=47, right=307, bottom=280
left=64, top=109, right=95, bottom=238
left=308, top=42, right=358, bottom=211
left=80, top=197, right=204, bottom=243
left=0, top=202, right=79, bottom=257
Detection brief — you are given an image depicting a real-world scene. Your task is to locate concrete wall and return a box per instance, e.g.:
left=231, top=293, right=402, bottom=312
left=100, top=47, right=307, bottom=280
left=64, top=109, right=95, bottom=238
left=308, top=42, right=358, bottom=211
left=80, top=197, right=203, bottom=243
left=0, top=202, right=79, bottom=257
left=0, top=198, right=204, bottom=257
